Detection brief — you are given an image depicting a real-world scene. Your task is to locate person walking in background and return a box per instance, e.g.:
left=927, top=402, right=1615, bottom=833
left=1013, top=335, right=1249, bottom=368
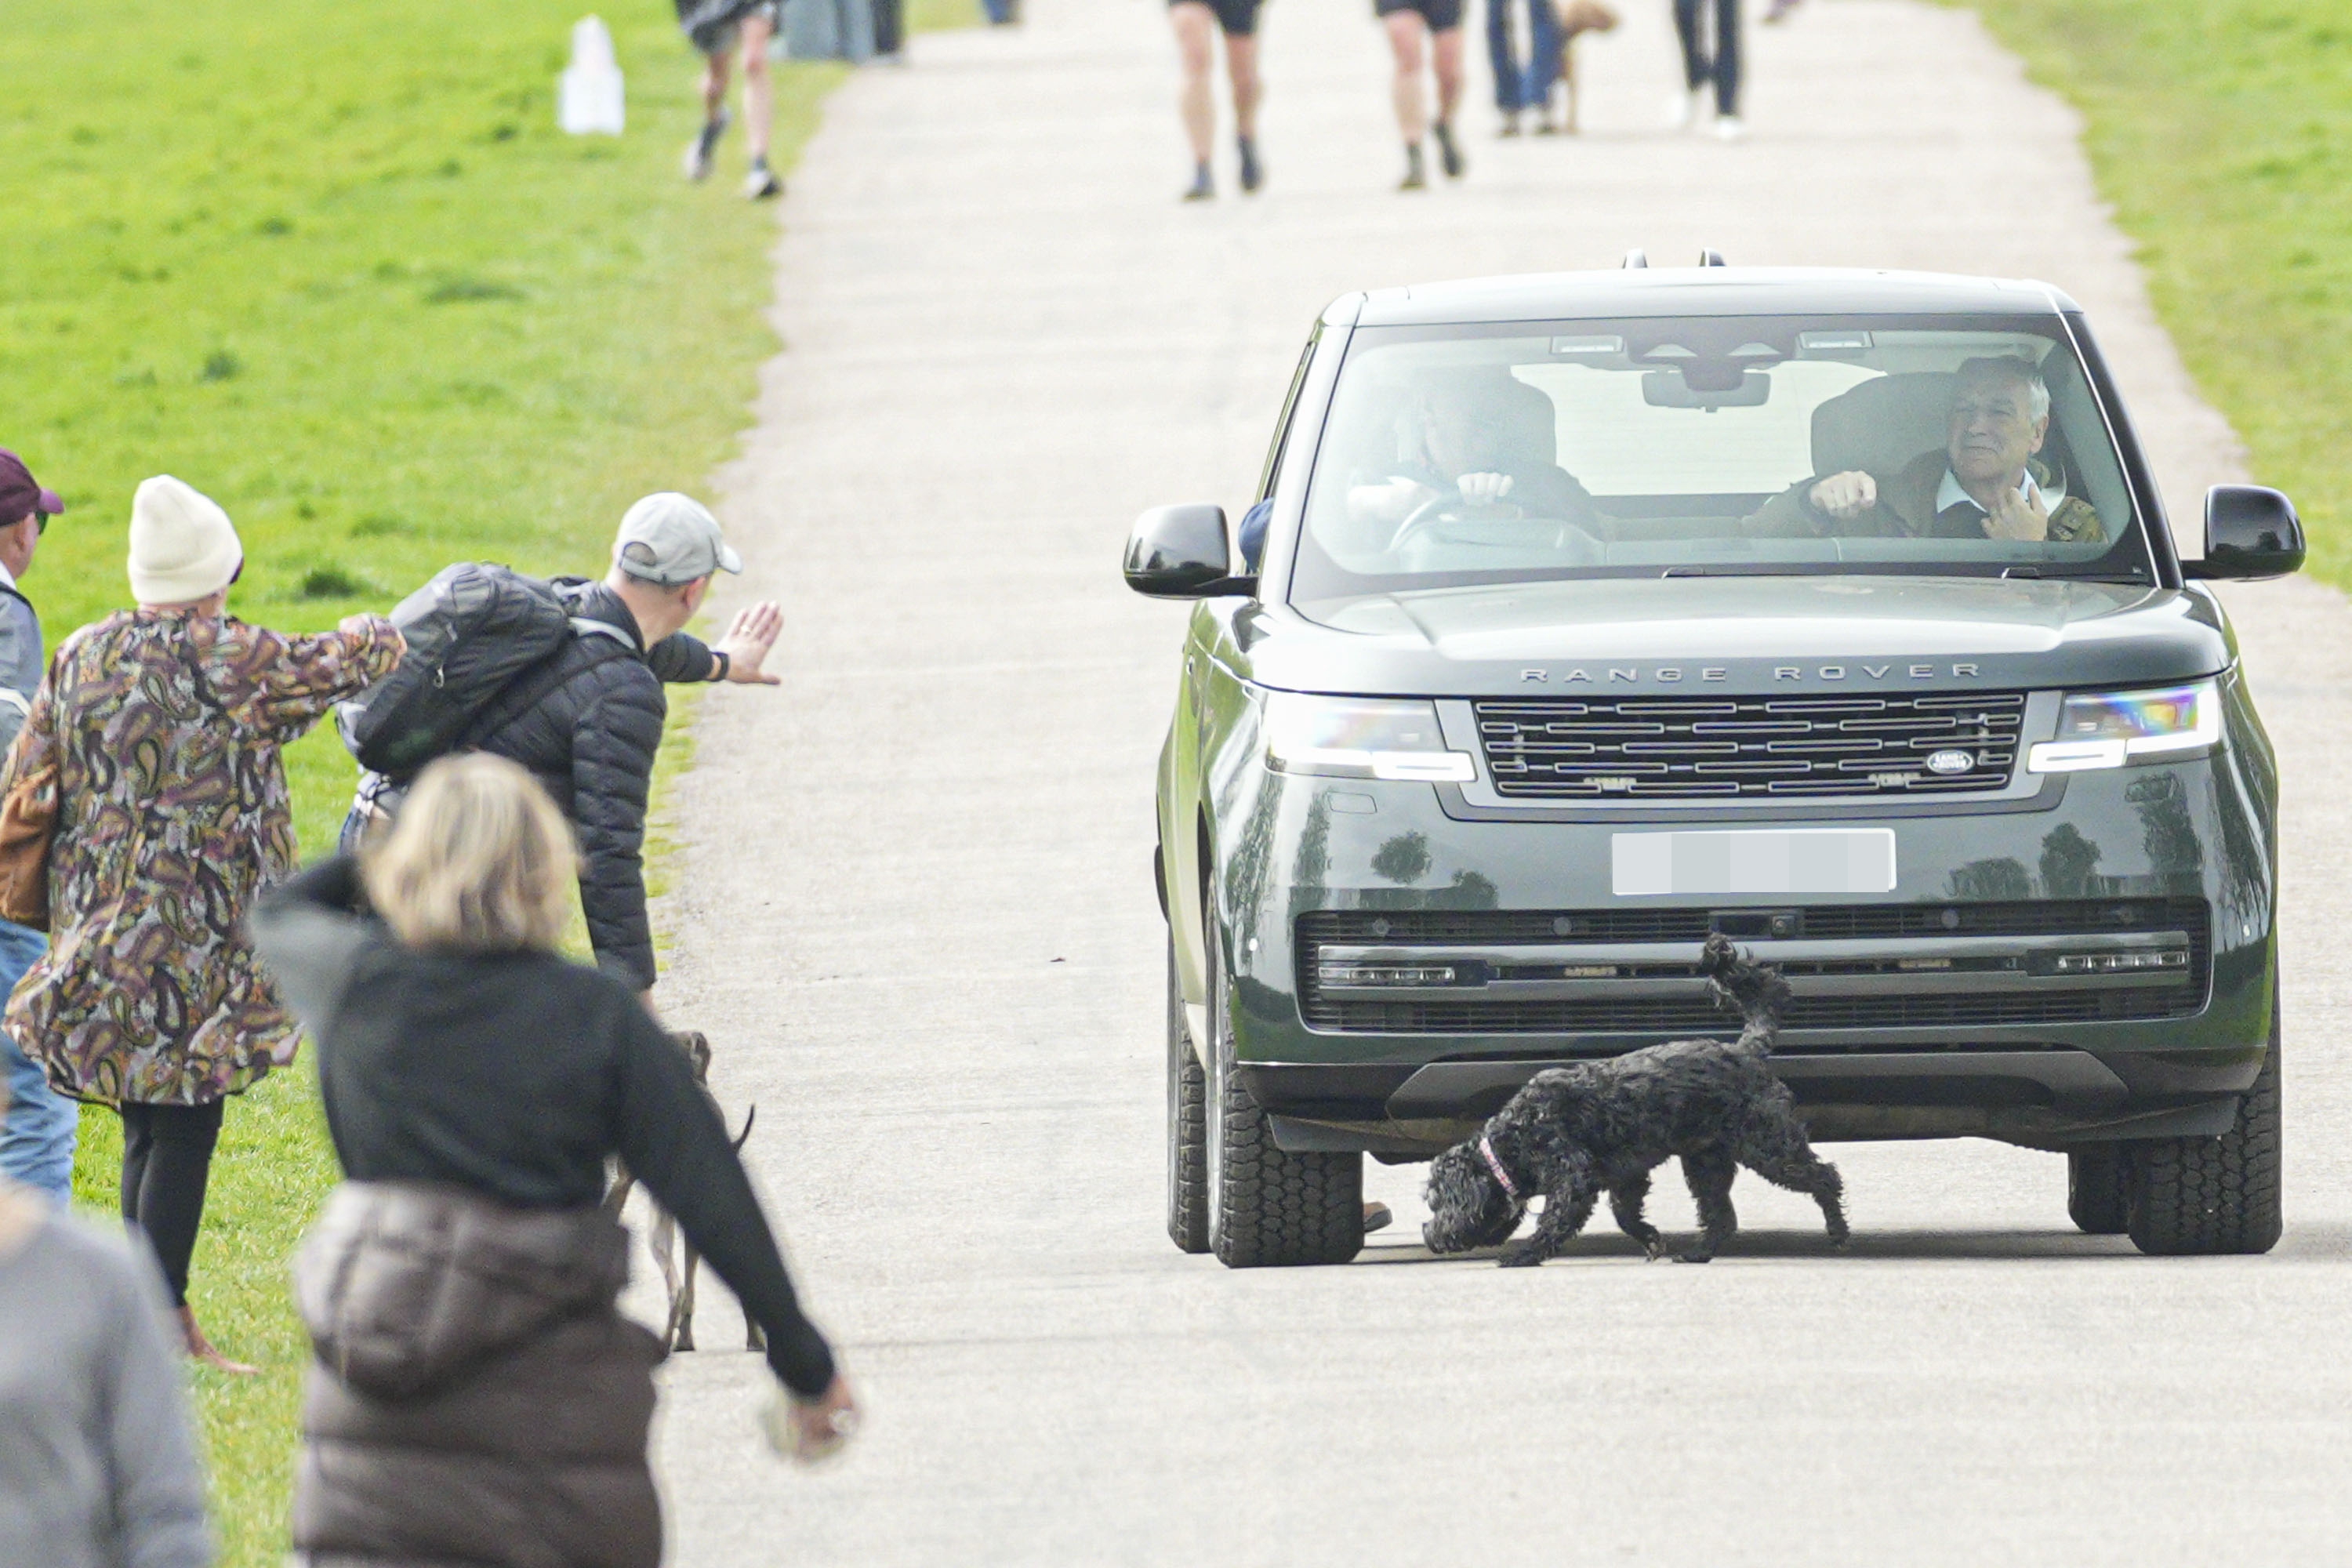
left=0, top=450, right=71, bottom=1207
left=1668, top=0, right=1743, bottom=139
left=677, top=0, right=786, bottom=198
left=0, top=475, right=403, bottom=1373
left=1170, top=0, right=1265, bottom=201
left=0, top=1111, right=212, bottom=1568
left=255, top=755, right=855, bottom=1566
left=1487, top=0, right=1559, bottom=136
left=872, top=0, right=907, bottom=63
left=1379, top=0, right=1466, bottom=190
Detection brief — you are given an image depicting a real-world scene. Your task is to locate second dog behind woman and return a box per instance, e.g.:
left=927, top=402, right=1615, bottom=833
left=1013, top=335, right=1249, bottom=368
left=252, top=753, right=855, bottom=1566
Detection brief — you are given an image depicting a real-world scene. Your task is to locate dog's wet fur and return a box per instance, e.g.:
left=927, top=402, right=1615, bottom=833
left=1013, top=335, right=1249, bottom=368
left=1422, top=935, right=1848, bottom=1265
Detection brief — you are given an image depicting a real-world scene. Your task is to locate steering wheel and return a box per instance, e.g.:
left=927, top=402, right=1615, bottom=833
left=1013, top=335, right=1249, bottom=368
left=1389, top=487, right=1528, bottom=554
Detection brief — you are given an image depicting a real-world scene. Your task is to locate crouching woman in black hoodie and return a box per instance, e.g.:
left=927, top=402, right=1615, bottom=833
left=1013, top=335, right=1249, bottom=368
left=253, top=753, right=855, bottom=1568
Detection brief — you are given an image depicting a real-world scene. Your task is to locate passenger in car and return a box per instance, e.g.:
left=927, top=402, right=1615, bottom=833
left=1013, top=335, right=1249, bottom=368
left=1744, top=356, right=2104, bottom=544
left=1344, top=372, right=1597, bottom=536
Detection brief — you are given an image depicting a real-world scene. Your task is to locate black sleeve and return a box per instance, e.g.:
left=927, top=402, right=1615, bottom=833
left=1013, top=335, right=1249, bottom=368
left=569, top=668, right=666, bottom=991
left=644, top=630, right=715, bottom=685
left=249, top=857, right=378, bottom=1030
left=608, top=1004, right=837, bottom=1395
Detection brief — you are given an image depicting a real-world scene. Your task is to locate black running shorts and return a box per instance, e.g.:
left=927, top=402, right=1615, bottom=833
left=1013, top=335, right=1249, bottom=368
left=1171, top=0, right=1263, bottom=38
left=1374, top=0, right=1462, bottom=29
left=679, top=0, right=781, bottom=55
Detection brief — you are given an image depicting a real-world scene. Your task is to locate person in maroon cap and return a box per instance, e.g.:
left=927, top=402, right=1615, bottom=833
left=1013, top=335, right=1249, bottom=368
left=0, top=450, right=71, bottom=1207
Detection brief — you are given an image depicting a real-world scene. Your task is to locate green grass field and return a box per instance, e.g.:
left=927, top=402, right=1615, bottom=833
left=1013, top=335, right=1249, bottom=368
left=2, top=3, right=858, bottom=1560
left=1962, top=0, right=2352, bottom=584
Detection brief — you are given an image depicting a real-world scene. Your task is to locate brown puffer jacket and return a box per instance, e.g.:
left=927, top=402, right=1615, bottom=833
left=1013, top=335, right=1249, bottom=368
left=289, top=1181, right=666, bottom=1568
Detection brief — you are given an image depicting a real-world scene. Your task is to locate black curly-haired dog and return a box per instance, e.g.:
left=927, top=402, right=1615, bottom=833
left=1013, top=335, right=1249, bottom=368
left=1423, top=934, right=1847, bottom=1266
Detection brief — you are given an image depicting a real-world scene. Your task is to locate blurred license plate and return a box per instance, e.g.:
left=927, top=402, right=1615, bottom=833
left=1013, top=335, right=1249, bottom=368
left=1611, top=829, right=1896, bottom=897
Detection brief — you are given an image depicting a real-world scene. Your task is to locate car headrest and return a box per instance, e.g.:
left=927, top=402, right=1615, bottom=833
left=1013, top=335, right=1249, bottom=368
left=1811, top=372, right=1955, bottom=479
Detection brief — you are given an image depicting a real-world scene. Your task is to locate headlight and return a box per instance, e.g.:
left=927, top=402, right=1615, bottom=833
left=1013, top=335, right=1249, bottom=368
left=2026, top=680, right=2221, bottom=773
left=1261, top=692, right=1476, bottom=782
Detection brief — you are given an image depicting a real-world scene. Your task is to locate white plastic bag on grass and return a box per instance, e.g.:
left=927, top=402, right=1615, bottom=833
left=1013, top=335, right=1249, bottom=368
left=558, top=16, right=626, bottom=135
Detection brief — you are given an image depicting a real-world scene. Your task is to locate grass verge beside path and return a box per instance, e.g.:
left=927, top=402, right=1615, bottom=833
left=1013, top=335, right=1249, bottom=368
left=3, top=5, right=840, bottom=1561
left=1960, top=0, right=2352, bottom=583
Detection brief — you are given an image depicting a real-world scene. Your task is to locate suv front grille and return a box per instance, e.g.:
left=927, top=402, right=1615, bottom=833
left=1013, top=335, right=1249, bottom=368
left=1296, top=898, right=2209, bottom=1034
left=1473, top=692, right=2026, bottom=798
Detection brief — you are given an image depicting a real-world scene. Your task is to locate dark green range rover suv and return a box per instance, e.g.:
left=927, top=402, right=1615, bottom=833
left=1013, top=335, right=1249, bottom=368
left=1126, top=266, right=2304, bottom=1267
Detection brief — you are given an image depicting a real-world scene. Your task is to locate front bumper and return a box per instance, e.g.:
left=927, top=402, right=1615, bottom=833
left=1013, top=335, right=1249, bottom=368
left=1208, top=746, right=2274, bottom=1156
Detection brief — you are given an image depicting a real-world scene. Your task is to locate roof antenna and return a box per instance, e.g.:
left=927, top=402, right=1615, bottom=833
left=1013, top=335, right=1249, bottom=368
left=1621, top=249, right=1650, bottom=270
left=1699, top=249, right=1728, bottom=267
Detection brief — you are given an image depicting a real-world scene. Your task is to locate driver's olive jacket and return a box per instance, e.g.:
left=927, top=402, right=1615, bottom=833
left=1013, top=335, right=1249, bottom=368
left=1743, top=451, right=2103, bottom=543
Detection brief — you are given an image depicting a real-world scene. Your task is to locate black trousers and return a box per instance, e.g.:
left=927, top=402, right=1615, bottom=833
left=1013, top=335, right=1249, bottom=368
left=119, top=1099, right=226, bottom=1307
left=870, top=0, right=903, bottom=56
left=1673, top=0, right=1741, bottom=116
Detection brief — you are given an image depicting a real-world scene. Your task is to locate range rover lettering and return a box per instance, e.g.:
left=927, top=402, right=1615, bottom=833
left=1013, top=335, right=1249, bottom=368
left=1127, top=265, right=2301, bottom=1268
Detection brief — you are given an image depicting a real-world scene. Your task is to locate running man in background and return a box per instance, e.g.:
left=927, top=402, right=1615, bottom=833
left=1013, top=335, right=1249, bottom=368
left=1170, top=0, right=1265, bottom=201
left=678, top=0, right=786, bottom=198
left=1380, top=0, right=1465, bottom=190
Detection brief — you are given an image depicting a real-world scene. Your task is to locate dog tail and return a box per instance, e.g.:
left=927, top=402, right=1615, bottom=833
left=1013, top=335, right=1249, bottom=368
left=731, top=1104, right=757, bottom=1152
left=1698, top=932, right=1790, bottom=1054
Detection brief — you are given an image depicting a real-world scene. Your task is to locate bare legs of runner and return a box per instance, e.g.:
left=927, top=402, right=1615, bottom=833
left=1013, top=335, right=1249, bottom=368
left=689, top=13, right=782, bottom=198
left=1171, top=0, right=1263, bottom=201
left=1385, top=11, right=1465, bottom=191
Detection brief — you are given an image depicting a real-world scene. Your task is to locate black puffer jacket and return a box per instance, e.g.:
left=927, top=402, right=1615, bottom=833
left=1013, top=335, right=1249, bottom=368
left=464, top=580, right=712, bottom=990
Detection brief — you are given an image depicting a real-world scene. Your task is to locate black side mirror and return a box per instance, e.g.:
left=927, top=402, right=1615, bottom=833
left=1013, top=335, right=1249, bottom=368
left=2186, top=485, right=2305, bottom=581
left=1123, top=503, right=1257, bottom=598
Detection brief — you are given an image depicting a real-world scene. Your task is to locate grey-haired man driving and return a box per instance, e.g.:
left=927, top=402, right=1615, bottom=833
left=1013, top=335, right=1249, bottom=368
left=1747, top=356, right=2103, bottom=544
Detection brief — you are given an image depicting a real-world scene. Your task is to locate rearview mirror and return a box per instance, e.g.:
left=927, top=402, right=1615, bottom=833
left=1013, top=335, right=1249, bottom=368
left=1123, top=503, right=1256, bottom=598
left=1642, top=368, right=1769, bottom=410
left=2185, top=485, right=2304, bottom=581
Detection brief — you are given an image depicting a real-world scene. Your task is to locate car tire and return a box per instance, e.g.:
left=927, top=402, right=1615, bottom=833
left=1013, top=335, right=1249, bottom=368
left=2125, top=984, right=2283, bottom=1257
left=1204, top=933, right=1363, bottom=1269
left=1167, top=938, right=1210, bottom=1254
left=2066, top=1146, right=2129, bottom=1235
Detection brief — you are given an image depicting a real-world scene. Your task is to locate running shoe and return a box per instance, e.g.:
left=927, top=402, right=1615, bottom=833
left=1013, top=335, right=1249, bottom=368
left=1763, top=0, right=1800, bottom=20
left=1182, top=162, right=1214, bottom=201
left=742, top=159, right=783, bottom=200
left=1664, top=88, right=1701, bottom=130
left=1433, top=119, right=1464, bottom=179
left=1236, top=136, right=1263, bottom=194
left=1399, top=141, right=1427, bottom=191
left=1363, top=1202, right=1394, bottom=1235
left=683, top=110, right=731, bottom=182
left=1498, top=111, right=1521, bottom=137
left=1714, top=115, right=1746, bottom=142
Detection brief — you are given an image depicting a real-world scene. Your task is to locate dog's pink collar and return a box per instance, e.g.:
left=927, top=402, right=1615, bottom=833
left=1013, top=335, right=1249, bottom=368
left=1479, top=1134, right=1523, bottom=1208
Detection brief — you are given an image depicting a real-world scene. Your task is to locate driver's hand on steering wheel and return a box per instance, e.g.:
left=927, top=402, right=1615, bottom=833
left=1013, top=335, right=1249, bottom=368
left=1457, top=471, right=1516, bottom=506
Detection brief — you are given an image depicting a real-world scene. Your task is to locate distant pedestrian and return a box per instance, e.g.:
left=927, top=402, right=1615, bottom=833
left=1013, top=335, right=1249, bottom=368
left=0, top=475, right=403, bottom=1372
left=1668, top=0, right=1743, bottom=139
left=439, top=494, right=781, bottom=1000
left=0, top=1145, right=212, bottom=1568
left=982, top=0, right=1018, bottom=25
left=1170, top=0, right=1265, bottom=201
left=1487, top=0, right=1559, bottom=136
left=256, top=755, right=855, bottom=1567
left=872, top=0, right=906, bottom=61
left=0, top=449, right=70, bottom=1207
left=678, top=0, right=786, bottom=198
left=1380, top=0, right=1466, bottom=189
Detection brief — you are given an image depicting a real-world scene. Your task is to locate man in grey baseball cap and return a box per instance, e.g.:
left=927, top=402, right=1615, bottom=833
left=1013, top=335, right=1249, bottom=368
left=462, top=492, right=782, bottom=998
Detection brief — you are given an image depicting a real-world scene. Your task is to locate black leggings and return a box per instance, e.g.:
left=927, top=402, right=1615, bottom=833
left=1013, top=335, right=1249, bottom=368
left=119, top=1099, right=226, bottom=1307
left=1673, top=0, right=1741, bottom=116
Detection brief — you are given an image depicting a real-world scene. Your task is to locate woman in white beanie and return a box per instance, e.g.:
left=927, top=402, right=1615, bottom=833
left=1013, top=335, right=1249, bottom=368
left=0, top=475, right=403, bottom=1370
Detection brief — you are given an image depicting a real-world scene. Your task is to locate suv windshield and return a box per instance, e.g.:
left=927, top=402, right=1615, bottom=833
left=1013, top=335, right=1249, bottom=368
left=1288, top=314, right=2155, bottom=609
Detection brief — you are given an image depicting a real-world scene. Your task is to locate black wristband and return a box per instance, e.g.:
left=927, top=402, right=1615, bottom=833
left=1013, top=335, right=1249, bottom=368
left=710, top=649, right=731, bottom=682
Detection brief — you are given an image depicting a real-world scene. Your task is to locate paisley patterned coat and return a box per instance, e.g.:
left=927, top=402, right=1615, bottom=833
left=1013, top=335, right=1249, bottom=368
left=1, top=608, right=402, bottom=1105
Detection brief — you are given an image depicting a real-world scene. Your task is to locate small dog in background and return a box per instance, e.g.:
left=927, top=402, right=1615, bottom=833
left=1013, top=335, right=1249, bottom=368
left=1550, top=0, right=1620, bottom=134
left=604, top=1029, right=766, bottom=1353
left=1422, top=935, right=1847, bottom=1266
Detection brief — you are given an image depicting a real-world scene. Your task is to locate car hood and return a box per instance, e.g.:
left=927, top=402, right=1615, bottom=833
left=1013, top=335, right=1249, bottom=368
left=1247, top=577, right=2233, bottom=696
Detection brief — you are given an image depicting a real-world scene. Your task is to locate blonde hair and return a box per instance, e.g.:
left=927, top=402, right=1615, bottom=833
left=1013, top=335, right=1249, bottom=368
left=361, top=754, right=577, bottom=953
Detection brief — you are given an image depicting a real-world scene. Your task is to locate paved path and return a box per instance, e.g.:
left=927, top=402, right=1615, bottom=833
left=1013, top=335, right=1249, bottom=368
left=634, top=1, right=2352, bottom=1560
